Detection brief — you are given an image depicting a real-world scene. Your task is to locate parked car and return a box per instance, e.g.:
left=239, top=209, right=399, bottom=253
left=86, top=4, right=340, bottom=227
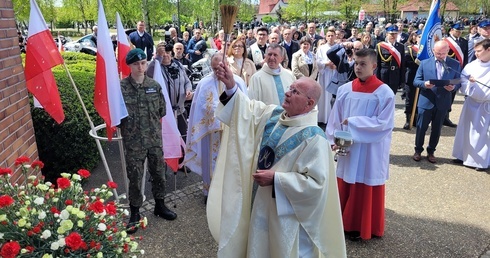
left=64, top=34, right=96, bottom=51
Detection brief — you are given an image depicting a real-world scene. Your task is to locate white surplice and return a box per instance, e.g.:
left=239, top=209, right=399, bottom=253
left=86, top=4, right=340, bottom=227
left=207, top=90, right=346, bottom=258
left=326, top=82, right=395, bottom=186
left=452, top=60, right=490, bottom=169
left=316, top=43, right=338, bottom=123
left=248, top=63, right=295, bottom=105
left=184, top=74, right=247, bottom=194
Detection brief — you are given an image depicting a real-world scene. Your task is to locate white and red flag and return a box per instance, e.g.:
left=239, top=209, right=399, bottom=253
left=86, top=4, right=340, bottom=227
left=94, top=0, right=128, bottom=140
left=116, top=12, right=131, bottom=78
left=152, top=62, right=185, bottom=172
left=24, top=0, right=65, bottom=124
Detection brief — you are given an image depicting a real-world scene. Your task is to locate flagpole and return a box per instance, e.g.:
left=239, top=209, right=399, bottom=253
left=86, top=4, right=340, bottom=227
left=409, top=87, right=420, bottom=130
left=62, top=63, right=120, bottom=199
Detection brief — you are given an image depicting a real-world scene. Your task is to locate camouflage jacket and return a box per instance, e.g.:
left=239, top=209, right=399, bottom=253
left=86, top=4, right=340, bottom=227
left=120, top=75, right=166, bottom=150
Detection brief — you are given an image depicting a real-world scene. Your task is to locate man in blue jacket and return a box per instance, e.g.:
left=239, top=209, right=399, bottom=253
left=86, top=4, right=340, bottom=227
left=129, top=21, right=154, bottom=61
left=412, top=40, right=461, bottom=163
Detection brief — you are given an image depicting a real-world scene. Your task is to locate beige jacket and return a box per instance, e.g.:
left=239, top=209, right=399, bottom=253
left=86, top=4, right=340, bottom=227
left=228, top=57, right=257, bottom=86
left=291, top=50, right=319, bottom=79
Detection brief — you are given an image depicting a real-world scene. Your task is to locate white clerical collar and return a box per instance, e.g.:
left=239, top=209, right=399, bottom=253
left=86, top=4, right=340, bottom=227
left=285, top=110, right=312, bottom=119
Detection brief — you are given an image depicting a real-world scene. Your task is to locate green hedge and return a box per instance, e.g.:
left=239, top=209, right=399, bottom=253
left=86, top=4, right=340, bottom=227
left=28, top=52, right=105, bottom=182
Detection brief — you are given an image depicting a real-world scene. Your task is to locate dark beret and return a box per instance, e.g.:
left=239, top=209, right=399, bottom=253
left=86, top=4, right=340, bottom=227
left=126, top=48, right=147, bottom=65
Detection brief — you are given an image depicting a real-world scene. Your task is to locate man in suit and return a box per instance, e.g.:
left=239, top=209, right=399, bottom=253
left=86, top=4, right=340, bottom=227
left=307, top=22, right=324, bottom=51
left=396, top=22, right=409, bottom=44
left=443, top=23, right=469, bottom=127
left=280, top=29, right=300, bottom=70
left=412, top=40, right=461, bottom=163
left=376, top=25, right=406, bottom=95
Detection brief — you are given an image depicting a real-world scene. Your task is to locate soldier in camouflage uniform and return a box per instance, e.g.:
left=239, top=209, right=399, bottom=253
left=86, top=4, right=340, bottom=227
left=120, top=48, right=177, bottom=234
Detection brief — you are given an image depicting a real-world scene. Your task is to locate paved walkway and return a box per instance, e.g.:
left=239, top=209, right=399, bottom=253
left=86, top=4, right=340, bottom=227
left=86, top=93, right=490, bottom=257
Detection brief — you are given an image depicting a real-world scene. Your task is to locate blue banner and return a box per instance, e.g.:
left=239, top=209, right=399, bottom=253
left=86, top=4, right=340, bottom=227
left=417, top=0, right=442, bottom=61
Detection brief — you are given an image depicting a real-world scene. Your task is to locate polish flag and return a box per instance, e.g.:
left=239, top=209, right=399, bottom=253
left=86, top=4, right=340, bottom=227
left=320, top=27, right=325, bottom=38
left=152, top=62, right=185, bottom=172
left=24, top=0, right=65, bottom=124
left=116, top=12, right=131, bottom=78
left=94, top=0, right=128, bottom=140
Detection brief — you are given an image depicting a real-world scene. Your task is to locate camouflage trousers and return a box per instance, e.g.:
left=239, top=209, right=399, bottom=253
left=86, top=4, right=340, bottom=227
left=125, top=147, right=166, bottom=207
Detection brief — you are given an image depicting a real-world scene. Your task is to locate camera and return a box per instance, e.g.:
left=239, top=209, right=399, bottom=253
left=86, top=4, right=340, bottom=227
left=167, top=64, right=180, bottom=79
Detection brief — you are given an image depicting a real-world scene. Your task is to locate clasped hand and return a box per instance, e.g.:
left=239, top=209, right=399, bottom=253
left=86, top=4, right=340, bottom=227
left=252, top=169, right=275, bottom=186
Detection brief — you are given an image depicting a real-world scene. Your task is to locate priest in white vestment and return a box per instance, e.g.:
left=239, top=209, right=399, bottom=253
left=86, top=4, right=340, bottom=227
left=452, top=38, right=490, bottom=171
left=184, top=53, right=247, bottom=196
left=248, top=44, right=295, bottom=105
left=316, top=29, right=338, bottom=124
left=326, top=48, right=395, bottom=241
left=207, top=61, right=346, bottom=258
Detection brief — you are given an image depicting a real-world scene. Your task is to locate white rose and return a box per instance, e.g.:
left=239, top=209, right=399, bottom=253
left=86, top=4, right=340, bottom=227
left=97, top=223, right=107, bottom=231
left=50, top=242, right=59, bottom=250
left=41, top=230, right=51, bottom=239
left=60, top=210, right=70, bottom=220
left=34, top=197, right=44, bottom=205
left=38, top=211, right=46, bottom=220
left=57, top=238, right=66, bottom=247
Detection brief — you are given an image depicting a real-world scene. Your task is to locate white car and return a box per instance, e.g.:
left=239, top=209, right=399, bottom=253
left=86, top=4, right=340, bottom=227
left=64, top=34, right=96, bottom=52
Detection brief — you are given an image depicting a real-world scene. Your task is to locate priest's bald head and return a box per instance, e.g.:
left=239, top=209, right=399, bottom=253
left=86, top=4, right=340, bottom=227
left=282, top=77, right=321, bottom=117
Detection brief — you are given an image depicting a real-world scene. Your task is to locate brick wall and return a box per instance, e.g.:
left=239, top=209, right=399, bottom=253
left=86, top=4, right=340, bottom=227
left=0, top=0, right=39, bottom=183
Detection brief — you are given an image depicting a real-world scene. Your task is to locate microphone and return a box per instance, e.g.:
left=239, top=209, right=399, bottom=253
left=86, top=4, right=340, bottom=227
left=439, top=59, right=490, bottom=88
left=438, top=59, right=449, bottom=72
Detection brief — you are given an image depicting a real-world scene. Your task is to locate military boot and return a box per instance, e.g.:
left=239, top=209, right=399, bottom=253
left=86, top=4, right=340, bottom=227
left=154, top=199, right=177, bottom=220
left=126, top=205, right=141, bottom=234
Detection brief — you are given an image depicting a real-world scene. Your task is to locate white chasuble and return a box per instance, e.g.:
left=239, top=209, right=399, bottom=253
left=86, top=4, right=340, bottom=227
left=207, top=90, right=346, bottom=258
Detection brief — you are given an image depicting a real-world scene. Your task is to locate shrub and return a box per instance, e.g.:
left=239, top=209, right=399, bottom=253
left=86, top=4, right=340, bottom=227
left=27, top=52, right=104, bottom=182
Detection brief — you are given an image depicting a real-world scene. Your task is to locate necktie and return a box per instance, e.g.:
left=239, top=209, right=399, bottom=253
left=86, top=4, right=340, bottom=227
left=436, top=61, right=442, bottom=79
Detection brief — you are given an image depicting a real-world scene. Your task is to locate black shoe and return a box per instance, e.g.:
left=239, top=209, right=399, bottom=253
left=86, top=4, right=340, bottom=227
left=126, top=205, right=141, bottom=234
left=154, top=199, right=177, bottom=220
left=403, top=122, right=410, bottom=130
left=476, top=167, right=487, bottom=171
left=345, top=231, right=361, bottom=241
left=443, top=119, right=457, bottom=127
left=452, top=159, right=464, bottom=164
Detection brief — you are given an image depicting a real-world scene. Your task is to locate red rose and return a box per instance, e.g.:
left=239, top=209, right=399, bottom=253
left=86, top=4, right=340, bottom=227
left=14, top=156, right=30, bottom=166
left=25, top=246, right=34, bottom=253
left=50, top=207, right=60, bottom=214
left=0, top=195, right=14, bottom=208
left=65, top=199, right=73, bottom=205
left=107, top=181, right=118, bottom=189
left=56, top=178, right=71, bottom=190
left=0, top=241, right=21, bottom=258
left=30, top=160, right=44, bottom=169
left=77, top=169, right=91, bottom=179
left=65, top=232, right=84, bottom=251
left=0, top=168, right=12, bottom=176
left=105, top=203, right=117, bottom=215
left=89, top=201, right=104, bottom=213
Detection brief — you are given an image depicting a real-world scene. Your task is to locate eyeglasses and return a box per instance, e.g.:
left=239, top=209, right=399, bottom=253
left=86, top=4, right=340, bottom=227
left=353, top=48, right=362, bottom=51
left=257, top=33, right=267, bottom=36
left=233, top=45, right=244, bottom=48
left=289, top=87, right=311, bottom=99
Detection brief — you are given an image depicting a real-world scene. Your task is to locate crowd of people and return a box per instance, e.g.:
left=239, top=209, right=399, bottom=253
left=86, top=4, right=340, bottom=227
left=118, top=16, right=490, bottom=256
